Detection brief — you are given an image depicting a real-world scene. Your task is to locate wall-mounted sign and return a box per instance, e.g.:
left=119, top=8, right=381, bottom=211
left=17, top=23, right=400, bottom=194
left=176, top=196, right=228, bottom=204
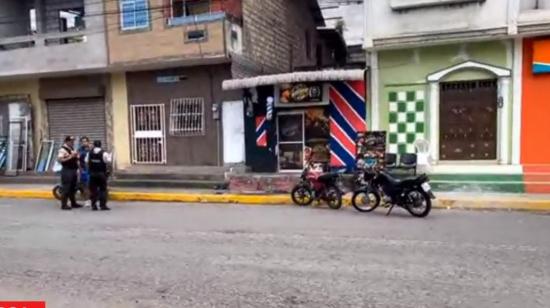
left=356, top=131, right=386, bottom=169
left=156, top=75, right=187, bottom=84
left=279, top=83, right=323, bottom=105
left=533, top=40, right=550, bottom=74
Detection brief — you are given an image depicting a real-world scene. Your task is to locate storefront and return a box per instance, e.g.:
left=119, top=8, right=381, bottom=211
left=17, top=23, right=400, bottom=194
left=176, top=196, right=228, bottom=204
left=40, top=75, right=110, bottom=149
left=124, top=65, right=236, bottom=167
left=222, top=70, right=366, bottom=173
left=521, top=37, right=550, bottom=166
left=375, top=41, right=515, bottom=170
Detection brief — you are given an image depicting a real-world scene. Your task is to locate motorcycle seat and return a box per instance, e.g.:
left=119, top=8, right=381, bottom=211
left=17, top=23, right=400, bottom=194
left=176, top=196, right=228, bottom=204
left=380, top=171, right=427, bottom=186
left=318, top=172, right=338, bottom=182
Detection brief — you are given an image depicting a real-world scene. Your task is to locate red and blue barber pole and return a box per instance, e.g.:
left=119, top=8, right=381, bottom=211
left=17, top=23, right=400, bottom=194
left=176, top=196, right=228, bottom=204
left=329, top=81, right=367, bottom=170
left=255, top=116, right=268, bottom=147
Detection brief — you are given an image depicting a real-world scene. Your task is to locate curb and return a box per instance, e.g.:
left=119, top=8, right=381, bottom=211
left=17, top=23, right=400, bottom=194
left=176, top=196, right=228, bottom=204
left=1, top=189, right=550, bottom=212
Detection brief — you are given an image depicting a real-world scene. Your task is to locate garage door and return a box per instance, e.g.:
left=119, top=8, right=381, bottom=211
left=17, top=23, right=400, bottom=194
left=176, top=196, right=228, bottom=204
left=47, top=98, right=107, bottom=149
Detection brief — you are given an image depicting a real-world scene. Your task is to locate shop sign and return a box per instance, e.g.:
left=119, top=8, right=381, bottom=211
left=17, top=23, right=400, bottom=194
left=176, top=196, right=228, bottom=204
left=278, top=83, right=324, bottom=106
left=533, top=39, right=550, bottom=74
left=356, top=131, right=387, bottom=169
left=156, top=75, right=187, bottom=83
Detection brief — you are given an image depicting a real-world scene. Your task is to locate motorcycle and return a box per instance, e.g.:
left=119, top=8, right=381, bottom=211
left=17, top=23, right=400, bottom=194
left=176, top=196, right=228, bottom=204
left=290, top=163, right=345, bottom=210
left=352, top=165, right=435, bottom=218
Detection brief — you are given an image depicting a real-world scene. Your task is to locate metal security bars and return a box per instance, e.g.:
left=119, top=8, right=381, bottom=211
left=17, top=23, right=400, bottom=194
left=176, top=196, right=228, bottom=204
left=169, top=98, right=205, bottom=136
left=130, top=104, right=167, bottom=164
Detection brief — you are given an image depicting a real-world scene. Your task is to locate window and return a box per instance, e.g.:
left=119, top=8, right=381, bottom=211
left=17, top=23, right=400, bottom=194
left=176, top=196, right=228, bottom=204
left=172, top=0, right=211, bottom=18
left=120, top=0, right=150, bottom=31
left=390, top=0, right=485, bottom=10
left=59, top=8, right=85, bottom=32
left=169, top=98, right=205, bottom=136
left=185, top=29, right=207, bottom=42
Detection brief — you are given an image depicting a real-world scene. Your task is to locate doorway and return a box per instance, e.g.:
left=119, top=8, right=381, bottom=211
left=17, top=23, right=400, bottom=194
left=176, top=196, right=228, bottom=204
left=439, top=79, right=498, bottom=161
left=277, top=109, right=330, bottom=171
left=130, top=104, right=167, bottom=164
left=277, top=112, right=304, bottom=171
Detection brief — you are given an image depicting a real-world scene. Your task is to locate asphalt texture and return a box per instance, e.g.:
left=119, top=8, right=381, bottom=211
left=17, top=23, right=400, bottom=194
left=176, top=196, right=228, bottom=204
left=0, top=199, right=549, bottom=308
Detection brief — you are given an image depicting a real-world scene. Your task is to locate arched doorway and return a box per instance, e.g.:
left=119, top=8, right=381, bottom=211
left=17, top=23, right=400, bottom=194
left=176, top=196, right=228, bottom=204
left=439, top=79, right=498, bottom=160
left=426, top=61, right=512, bottom=164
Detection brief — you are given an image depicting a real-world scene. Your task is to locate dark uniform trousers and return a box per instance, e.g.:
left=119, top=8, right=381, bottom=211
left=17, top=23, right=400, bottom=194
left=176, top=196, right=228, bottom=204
left=90, top=172, right=108, bottom=209
left=61, top=167, right=78, bottom=207
left=60, top=144, right=79, bottom=209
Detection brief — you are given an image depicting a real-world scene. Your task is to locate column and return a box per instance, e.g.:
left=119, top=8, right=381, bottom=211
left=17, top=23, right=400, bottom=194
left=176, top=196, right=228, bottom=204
left=369, top=51, right=380, bottom=131
left=511, top=38, right=523, bottom=165
left=499, top=77, right=512, bottom=165
left=429, top=81, right=439, bottom=163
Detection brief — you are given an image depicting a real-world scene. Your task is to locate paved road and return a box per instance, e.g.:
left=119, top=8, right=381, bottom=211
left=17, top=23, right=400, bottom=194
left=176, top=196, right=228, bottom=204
left=0, top=200, right=549, bottom=308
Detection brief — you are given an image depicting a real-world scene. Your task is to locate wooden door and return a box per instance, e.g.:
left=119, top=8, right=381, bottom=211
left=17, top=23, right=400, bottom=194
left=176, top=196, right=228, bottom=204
left=440, top=80, right=498, bottom=161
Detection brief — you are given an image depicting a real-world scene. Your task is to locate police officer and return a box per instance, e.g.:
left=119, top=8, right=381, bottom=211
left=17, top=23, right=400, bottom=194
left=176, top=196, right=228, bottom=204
left=57, top=136, right=83, bottom=210
left=86, top=140, right=112, bottom=211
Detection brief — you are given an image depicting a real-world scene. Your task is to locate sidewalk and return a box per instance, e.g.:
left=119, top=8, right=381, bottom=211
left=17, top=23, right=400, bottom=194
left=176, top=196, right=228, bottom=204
left=0, top=184, right=550, bottom=212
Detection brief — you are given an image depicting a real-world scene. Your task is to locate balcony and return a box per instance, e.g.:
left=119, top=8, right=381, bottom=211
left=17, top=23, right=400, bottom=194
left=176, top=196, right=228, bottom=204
left=366, top=0, right=509, bottom=48
left=0, top=0, right=107, bottom=78
left=518, top=0, right=550, bottom=34
left=105, top=0, right=243, bottom=69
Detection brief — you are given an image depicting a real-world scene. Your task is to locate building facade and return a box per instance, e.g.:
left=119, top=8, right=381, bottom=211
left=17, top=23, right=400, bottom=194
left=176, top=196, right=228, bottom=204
left=0, top=0, right=109, bottom=173
left=0, top=0, right=341, bottom=175
left=364, top=0, right=550, bottom=192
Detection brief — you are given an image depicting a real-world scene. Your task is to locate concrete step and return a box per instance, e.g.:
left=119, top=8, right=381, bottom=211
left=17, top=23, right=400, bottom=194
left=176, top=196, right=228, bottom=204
left=115, top=172, right=226, bottom=182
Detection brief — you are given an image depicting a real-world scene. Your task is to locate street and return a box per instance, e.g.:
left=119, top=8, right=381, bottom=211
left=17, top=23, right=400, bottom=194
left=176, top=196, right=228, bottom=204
left=0, top=200, right=549, bottom=308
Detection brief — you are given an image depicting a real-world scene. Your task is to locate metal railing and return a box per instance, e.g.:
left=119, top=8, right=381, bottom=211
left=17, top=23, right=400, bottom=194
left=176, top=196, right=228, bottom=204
left=0, top=30, right=88, bottom=51
left=169, top=98, right=205, bottom=136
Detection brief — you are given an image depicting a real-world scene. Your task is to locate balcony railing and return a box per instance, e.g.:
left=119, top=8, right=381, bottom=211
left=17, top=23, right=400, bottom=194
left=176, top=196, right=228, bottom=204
left=0, top=30, right=87, bottom=51
left=166, top=11, right=226, bottom=27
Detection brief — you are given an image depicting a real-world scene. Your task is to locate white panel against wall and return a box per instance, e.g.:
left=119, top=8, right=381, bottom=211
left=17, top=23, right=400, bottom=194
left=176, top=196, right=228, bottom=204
left=223, top=101, right=245, bottom=164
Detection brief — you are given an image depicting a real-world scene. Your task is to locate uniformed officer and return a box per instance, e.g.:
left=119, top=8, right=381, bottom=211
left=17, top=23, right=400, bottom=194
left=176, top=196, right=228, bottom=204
left=86, top=140, right=112, bottom=211
left=57, top=136, right=83, bottom=210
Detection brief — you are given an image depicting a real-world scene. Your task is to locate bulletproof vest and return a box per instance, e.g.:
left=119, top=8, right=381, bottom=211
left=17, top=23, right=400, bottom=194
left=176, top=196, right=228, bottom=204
left=88, top=150, right=107, bottom=173
left=61, top=146, right=78, bottom=170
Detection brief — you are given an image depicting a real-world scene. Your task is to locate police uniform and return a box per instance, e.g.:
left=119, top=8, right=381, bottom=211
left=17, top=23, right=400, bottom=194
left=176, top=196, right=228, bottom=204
left=59, top=144, right=81, bottom=210
left=87, top=145, right=110, bottom=211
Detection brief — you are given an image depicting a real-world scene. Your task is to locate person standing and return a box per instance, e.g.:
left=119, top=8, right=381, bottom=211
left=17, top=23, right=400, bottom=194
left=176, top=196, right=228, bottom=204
left=78, top=136, right=91, bottom=205
left=86, top=140, right=112, bottom=211
left=57, top=136, right=83, bottom=210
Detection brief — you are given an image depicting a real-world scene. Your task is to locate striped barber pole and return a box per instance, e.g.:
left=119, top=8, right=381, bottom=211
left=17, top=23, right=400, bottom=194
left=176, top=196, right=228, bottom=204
left=329, top=81, right=367, bottom=170
left=255, top=116, right=268, bottom=147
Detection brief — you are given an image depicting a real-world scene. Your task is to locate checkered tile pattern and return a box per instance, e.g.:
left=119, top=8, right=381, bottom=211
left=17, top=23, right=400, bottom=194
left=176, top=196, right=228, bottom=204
left=388, top=90, right=426, bottom=154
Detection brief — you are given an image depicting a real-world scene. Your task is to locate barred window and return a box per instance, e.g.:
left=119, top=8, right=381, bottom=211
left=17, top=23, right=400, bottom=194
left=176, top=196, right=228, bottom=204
left=169, top=98, right=205, bottom=136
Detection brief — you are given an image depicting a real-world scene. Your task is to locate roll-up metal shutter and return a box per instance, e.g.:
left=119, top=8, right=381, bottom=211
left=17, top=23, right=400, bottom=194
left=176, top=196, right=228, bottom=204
left=47, top=98, right=107, bottom=149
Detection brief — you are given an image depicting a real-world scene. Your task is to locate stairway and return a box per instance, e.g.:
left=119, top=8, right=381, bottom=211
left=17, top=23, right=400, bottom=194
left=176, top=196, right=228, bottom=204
left=523, top=165, right=550, bottom=193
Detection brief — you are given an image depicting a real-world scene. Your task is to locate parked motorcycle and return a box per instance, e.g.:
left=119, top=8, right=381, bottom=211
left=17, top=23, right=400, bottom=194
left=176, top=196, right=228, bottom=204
left=352, top=167, right=435, bottom=217
left=290, top=163, right=344, bottom=210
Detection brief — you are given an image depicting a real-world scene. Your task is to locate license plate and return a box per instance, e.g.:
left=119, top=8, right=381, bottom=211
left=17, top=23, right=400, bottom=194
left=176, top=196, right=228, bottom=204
left=421, top=182, right=431, bottom=192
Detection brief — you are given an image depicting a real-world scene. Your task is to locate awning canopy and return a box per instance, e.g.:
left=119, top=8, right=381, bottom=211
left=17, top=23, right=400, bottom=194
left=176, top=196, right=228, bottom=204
left=222, top=69, right=365, bottom=90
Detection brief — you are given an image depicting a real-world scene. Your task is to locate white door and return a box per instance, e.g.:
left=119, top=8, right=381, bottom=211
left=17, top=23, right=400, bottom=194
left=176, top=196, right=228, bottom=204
left=222, top=101, right=245, bottom=164
left=130, top=104, right=167, bottom=164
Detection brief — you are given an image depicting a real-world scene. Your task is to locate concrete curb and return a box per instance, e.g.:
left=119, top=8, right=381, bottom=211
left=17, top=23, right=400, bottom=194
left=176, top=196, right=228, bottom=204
left=1, top=189, right=550, bottom=212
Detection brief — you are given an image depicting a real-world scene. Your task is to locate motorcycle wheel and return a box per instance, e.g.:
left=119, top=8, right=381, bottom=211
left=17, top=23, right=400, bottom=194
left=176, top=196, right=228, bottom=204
left=351, top=189, right=381, bottom=213
left=291, top=185, right=314, bottom=206
left=325, top=186, right=343, bottom=210
left=52, top=186, right=87, bottom=201
left=405, top=189, right=432, bottom=218
left=52, top=185, right=63, bottom=200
